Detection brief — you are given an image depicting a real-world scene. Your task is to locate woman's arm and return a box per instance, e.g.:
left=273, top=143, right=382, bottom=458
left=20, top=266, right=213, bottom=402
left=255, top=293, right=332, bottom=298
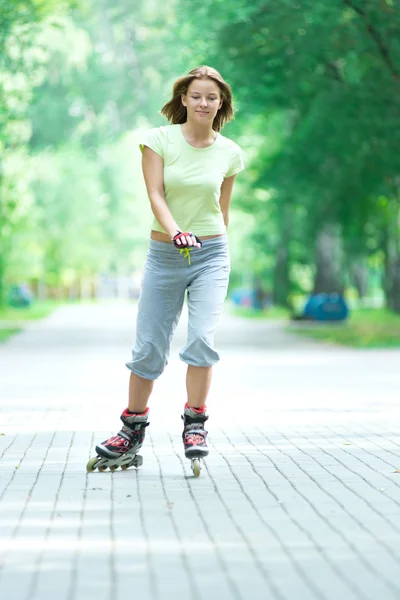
left=219, top=174, right=237, bottom=228
left=142, top=146, right=180, bottom=238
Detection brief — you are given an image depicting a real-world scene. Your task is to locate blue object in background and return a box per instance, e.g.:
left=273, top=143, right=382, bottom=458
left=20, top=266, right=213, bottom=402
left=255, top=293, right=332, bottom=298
left=230, top=288, right=264, bottom=310
left=8, top=284, right=34, bottom=308
left=303, top=293, right=349, bottom=321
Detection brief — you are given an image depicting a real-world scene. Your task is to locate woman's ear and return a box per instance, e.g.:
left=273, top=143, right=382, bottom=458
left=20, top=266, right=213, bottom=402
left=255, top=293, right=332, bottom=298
left=181, top=94, right=187, bottom=108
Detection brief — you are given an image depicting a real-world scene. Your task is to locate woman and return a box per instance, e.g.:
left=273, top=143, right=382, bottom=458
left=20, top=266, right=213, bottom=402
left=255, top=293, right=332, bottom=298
left=87, top=65, right=244, bottom=476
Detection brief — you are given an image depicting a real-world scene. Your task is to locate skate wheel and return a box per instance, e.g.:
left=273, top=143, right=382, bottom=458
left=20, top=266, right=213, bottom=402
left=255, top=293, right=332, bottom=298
left=132, top=455, right=143, bottom=468
left=98, top=465, right=108, bottom=472
left=109, top=465, right=118, bottom=472
left=86, top=456, right=100, bottom=472
left=119, top=455, right=143, bottom=471
left=192, top=458, right=201, bottom=478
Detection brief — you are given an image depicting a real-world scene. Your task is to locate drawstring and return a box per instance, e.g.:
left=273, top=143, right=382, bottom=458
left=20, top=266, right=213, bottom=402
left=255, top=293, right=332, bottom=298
left=179, top=247, right=192, bottom=265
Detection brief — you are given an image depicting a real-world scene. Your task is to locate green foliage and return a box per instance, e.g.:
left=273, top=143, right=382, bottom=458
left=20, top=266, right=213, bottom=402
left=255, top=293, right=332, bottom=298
left=0, top=0, right=77, bottom=305
left=177, top=0, right=400, bottom=307
left=1, top=0, right=400, bottom=316
left=0, top=0, right=173, bottom=304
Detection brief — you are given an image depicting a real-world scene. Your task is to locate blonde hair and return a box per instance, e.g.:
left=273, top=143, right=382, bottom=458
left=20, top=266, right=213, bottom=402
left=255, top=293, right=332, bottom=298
left=161, top=66, right=235, bottom=132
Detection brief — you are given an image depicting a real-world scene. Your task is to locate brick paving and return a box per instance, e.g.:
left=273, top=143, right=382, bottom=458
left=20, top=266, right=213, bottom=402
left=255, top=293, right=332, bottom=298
left=1, top=303, right=400, bottom=600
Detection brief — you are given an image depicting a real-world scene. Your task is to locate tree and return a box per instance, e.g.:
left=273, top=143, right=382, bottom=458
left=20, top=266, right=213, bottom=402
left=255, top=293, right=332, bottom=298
left=175, top=0, right=400, bottom=309
left=0, top=0, right=77, bottom=305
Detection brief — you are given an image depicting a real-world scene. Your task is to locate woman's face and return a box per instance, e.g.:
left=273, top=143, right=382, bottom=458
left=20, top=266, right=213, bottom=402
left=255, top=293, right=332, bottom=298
left=182, top=78, right=223, bottom=125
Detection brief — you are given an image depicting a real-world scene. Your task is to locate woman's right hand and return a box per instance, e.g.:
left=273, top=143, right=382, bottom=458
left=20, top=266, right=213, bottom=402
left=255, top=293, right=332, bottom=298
left=172, top=231, right=202, bottom=249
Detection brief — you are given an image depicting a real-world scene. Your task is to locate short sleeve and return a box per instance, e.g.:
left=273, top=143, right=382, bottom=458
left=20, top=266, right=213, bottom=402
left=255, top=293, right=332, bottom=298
left=139, top=127, right=166, bottom=158
left=225, top=144, right=244, bottom=178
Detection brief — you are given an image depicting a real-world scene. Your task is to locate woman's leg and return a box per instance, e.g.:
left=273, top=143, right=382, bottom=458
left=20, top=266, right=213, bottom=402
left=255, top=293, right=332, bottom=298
left=126, top=244, right=187, bottom=390
left=186, top=365, right=212, bottom=409
left=181, top=243, right=230, bottom=414
left=94, top=244, right=186, bottom=463
left=180, top=263, right=229, bottom=402
left=128, top=372, right=154, bottom=413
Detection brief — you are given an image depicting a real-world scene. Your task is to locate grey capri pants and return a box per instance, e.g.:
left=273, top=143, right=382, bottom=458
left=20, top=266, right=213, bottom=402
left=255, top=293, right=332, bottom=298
left=126, top=235, right=230, bottom=380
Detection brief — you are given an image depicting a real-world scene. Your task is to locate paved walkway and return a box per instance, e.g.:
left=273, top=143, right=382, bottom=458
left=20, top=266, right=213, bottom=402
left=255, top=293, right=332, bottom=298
left=1, top=302, right=400, bottom=600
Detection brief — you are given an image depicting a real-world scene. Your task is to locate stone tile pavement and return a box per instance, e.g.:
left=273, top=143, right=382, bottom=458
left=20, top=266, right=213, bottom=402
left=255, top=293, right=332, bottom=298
left=1, top=302, right=400, bottom=600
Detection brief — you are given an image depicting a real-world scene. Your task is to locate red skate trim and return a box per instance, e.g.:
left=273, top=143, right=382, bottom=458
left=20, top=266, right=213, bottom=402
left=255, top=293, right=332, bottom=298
left=107, top=435, right=131, bottom=448
left=100, top=434, right=132, bottom=455
left=122, top=407, right=150, bottom=417
left=184, top=402, right=206, bottom=413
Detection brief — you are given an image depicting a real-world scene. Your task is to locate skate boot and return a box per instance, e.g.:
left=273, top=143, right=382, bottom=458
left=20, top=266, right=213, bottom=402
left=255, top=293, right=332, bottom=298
left=182, top=402, right=209, bottom=478
left=86, top=408, right=149, bottom=472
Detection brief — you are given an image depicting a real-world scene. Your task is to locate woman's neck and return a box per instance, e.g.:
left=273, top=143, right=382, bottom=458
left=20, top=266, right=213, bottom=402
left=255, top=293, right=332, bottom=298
left=181, top=121, right=216, bottom=146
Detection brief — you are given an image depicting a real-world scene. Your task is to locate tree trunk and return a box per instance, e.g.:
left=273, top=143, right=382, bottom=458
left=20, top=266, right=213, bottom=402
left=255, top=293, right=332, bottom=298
left=382, top=194, right=400, bottom=313
left=384, top=256, right=400, bottom=313
left=0, top=251, right=6, bottom=309
left=392, top=259, right=400, bottom=313
left=313, top=226, right=344, bottom=294
left=272, top=246, right=290, bottom=307
left=350, top=260, right=369, bottom=299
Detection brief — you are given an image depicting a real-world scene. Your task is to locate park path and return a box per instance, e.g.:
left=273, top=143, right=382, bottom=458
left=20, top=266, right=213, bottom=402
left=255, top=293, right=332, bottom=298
left=1, top=302, right=400, bottom=600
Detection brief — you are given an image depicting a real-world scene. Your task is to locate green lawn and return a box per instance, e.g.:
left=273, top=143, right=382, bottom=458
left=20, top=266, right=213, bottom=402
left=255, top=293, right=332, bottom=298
left=229, top=305, right=291, bottom=319
left=0, top=328, right=21, bottom=343
left=230, top=304, right=400, bottom=348
left=0, top=300, right=60, bottom=344
left=0, top=300, right=61, bottom=322
left=288, top=308, right=400, bottom=348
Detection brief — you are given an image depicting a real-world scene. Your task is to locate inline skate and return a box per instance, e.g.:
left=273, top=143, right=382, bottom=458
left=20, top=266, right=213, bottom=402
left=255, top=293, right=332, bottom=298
left=86, top=408, right=149, bottom=472
left=182, top=403, right=209, bottom=477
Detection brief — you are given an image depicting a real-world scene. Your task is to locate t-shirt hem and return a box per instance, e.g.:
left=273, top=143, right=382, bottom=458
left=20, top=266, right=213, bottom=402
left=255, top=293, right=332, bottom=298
left=225, top=165, right=244, bottom=178
left=151, top=224, right=226, bottom=237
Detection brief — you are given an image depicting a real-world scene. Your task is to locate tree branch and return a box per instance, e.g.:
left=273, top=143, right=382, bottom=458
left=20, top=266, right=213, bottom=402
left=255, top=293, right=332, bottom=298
left=326, top=61, right=345, bottom=83
left=344, top=0, right=399, bottom=80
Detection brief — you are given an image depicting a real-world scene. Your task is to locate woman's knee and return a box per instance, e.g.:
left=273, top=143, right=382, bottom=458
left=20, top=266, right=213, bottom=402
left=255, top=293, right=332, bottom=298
left=179, top=335, right=220, bottom=367
left=126, top=339, right=168, bottom=380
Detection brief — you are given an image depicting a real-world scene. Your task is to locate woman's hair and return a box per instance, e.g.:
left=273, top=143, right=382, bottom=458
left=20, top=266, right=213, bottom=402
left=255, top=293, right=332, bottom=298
left=161, top=65, right=235, bottom=132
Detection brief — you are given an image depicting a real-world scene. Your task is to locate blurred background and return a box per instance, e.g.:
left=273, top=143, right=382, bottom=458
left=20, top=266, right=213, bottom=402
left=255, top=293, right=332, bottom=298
left=1, top=0, right=400, bottom=348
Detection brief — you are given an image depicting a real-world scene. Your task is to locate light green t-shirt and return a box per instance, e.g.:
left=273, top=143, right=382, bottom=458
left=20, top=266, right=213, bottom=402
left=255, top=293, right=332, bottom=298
left=139, top=124, right=244, bottom=236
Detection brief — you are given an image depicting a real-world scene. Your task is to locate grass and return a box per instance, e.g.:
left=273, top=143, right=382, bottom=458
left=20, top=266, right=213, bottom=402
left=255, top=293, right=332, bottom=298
left=0, top=300, right=61, bottom=344
left=229, top=304, right=291, bottom=319
left=0, top=300, right=61, bottom=322
left=0, top=328, right=21, bottom=343
left=229, top=303, right=400, bottom=348
left=288, top=308, right=400, bottom=348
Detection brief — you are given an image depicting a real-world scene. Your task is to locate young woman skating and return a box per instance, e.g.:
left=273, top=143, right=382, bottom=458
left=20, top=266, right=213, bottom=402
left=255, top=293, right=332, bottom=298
left=87, top=65, right=244, bottom=476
